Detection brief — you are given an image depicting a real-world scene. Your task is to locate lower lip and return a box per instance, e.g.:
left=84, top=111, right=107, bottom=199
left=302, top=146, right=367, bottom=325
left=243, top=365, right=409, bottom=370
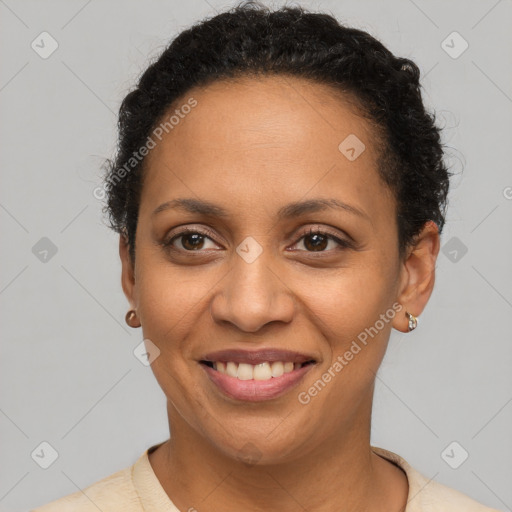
left=201, top=363, right=314, bottom=402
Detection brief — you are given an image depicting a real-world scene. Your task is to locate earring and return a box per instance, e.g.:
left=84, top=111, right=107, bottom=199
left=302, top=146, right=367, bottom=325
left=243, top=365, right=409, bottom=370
left=125, top=309, right=141, bottom=328
left=405, top=312, right=418, bottom=332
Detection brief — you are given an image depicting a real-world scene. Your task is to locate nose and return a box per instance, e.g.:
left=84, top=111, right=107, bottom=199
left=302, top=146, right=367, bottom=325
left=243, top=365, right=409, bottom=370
left=209, top=250, right=296, bottom=333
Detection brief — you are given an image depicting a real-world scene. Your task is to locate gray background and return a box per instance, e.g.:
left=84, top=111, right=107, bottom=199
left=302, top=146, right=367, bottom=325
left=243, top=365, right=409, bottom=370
left=0, top=0, right=511, bottom=510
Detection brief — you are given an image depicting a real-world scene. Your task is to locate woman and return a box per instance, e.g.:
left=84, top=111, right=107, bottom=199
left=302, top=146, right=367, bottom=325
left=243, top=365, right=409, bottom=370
left=33, top=3, right=499, bottom=511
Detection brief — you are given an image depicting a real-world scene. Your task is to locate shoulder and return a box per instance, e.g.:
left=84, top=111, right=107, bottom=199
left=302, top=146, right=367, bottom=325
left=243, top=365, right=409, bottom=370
left=371, top=446, right=500, bottom=512
left=415, top=476, right=501, bottom=511
left=31, top=465, right=141, bottom=512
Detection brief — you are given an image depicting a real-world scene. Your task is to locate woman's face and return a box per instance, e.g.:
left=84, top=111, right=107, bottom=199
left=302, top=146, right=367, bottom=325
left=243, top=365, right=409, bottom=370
left=122, top=75, right=420, bottom=463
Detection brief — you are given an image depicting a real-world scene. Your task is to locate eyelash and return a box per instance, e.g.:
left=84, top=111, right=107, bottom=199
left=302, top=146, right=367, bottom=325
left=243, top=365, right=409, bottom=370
left=162, top=226, right=353, bottom=254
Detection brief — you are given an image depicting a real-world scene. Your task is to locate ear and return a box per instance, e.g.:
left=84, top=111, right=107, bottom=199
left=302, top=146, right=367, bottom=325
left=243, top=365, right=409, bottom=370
left=119, top=233, right=137, bottom=309
left=392, top=220, right=440, bottom=333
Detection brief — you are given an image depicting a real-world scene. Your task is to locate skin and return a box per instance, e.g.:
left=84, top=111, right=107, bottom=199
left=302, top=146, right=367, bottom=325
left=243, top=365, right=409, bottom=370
left=119, top=75, right=440, bottom=511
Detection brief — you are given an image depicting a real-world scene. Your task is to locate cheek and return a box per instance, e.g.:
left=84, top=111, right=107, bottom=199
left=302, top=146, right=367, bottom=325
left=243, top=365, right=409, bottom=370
left=134, top=260, right=211, bottom=390
left=293, top=257, right=396, bottom=342
left=136, top=267, right=205, bottom=422
left=136, top=252, right=216, bottom=343
left=293, top=263, right=396, bottom=398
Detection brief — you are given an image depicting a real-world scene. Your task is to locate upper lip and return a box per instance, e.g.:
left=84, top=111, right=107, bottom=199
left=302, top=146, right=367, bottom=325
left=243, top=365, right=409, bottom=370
left=200, top=348, right=316, bottom=365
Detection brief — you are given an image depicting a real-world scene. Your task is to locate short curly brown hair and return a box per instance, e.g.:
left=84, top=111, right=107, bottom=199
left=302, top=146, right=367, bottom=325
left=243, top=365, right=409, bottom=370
left=102, top=2, right=451, bottom=263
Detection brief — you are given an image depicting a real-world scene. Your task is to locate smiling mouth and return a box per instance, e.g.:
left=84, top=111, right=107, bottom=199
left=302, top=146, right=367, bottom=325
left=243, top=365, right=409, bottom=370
left=200, top=360, right=316, bottom=381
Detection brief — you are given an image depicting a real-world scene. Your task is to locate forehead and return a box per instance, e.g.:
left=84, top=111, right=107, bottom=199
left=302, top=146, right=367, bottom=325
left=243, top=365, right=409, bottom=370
left=140, top=75, right=393, bottom=221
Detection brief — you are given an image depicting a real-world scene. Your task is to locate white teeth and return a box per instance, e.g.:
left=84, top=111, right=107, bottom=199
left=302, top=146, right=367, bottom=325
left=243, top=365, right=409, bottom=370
left=216, top=361, right=227, bottom=374
left=284, top=362, right=294, bottom=373
left=237, top=363, right=253, bottom=381
left=270, top=361, right=284, bottom=377
left=226, top=361, right=238, bottom=378
left=209, top=360, right=308, bottom=380
left=254, top=362, right=272, bottom=380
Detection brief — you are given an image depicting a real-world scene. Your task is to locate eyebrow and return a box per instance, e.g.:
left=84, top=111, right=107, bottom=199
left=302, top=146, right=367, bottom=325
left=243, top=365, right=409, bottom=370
left=152, top=197, right=370, bottom=221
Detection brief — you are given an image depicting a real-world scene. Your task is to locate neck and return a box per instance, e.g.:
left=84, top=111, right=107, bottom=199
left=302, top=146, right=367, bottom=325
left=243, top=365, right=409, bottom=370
left=149, top=395, right=408, bottom=512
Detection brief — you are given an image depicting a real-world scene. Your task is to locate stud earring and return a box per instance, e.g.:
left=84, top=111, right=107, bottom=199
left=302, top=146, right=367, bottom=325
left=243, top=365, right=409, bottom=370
left=125, top=309, right=141, bottom=328
left=405, top=312, right=418, bottom=332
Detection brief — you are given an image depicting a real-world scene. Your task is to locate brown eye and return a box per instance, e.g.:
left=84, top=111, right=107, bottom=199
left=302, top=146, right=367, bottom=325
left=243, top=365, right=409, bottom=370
left=303, top=232, right=329, bottom=251
left=164, top=227, right=220, bottom=252
left=292, top=228, right=352, bottom=253
left=180, top=233, right=206, bottom=250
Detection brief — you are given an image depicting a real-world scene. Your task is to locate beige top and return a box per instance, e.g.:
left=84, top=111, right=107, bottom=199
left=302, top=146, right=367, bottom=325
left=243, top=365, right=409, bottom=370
left=32, top=444, right=500, bottom=511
